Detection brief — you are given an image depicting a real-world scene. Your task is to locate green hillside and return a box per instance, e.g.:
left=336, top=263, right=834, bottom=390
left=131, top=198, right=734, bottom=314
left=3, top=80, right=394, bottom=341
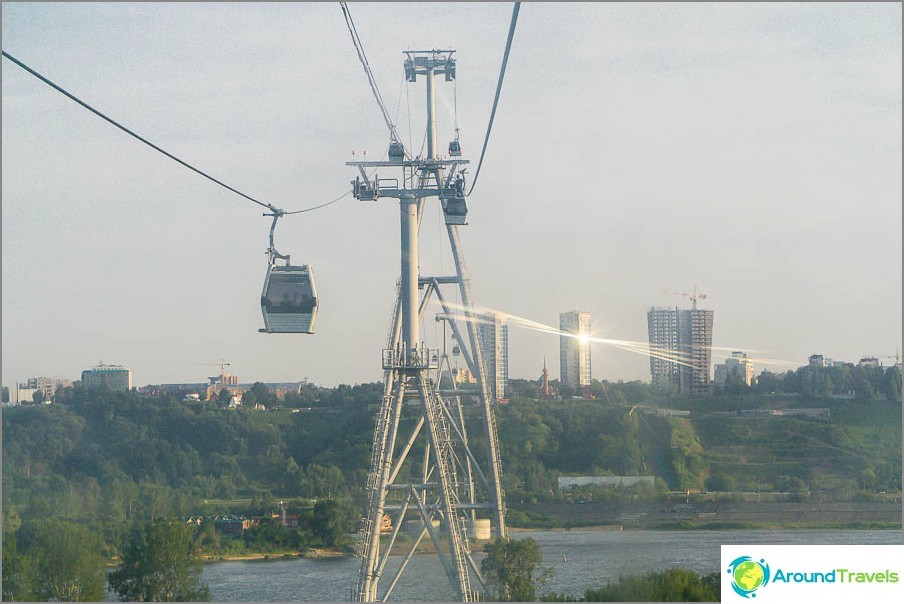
left=695, top=403, right=902, bottom=495
left=2, top=381, right=900, bottom=532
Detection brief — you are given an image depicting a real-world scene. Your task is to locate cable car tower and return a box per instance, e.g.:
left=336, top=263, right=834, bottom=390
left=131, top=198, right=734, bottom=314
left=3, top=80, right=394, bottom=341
left=348, top=49, right=506, bottom=602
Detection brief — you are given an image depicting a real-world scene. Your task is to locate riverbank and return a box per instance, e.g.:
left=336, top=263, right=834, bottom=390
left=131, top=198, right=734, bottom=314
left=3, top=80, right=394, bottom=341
left=195, top=501, right=902, bottom=563
left=200, top=546, right=350, bottom=563
left=515, top=499, right=903, bottom=530
left=198, top=528, right=904, bottom=601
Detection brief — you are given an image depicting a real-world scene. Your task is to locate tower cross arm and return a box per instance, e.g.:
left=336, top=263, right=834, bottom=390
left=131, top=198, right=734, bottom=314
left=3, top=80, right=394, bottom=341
left=345, top=159, right=469, bottom=168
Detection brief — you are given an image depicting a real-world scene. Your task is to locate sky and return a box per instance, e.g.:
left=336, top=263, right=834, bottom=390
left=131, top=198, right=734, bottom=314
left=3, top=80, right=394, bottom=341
left=2, top=2, right=901, bottom=390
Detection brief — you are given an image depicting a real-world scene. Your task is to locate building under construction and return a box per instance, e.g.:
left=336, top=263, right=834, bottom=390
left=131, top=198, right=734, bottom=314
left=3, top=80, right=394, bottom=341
left=647, top=306, right=714, bottom=396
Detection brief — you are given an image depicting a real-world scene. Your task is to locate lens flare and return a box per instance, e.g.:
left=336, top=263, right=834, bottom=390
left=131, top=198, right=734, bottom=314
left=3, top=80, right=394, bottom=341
left=432, top=300, right=800, bottom=369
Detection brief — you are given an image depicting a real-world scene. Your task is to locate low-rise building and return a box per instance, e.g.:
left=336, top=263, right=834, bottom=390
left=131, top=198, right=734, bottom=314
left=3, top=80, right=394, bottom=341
left=714, top=351, right=755, bottom=387
left=13, top=377, right=72, bottom=404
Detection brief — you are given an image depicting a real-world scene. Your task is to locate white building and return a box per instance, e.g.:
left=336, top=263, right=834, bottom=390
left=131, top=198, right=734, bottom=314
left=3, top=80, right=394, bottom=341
left=714, top=351, right=755, bottom=387
left=14, top=376, right=72, bottom=403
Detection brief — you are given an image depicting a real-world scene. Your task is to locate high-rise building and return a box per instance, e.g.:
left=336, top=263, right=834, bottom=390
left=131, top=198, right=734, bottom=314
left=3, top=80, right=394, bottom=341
left=81, top=364, right=132, bottom=392
left=477, top=312, right=509, bottom=400
left=559, top=310, right=592, bottom=390
left=647, top=306, right=714, bottom=396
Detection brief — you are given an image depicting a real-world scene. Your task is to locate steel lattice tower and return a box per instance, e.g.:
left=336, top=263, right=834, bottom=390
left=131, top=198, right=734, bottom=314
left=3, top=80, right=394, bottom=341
left=348, top=49, right=506, bottom=602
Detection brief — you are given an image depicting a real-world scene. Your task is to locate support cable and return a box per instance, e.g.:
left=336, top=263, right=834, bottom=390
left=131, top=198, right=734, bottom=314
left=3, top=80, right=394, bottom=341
left=2, top=50, right=349, bottom=217
left=340, top=2, right=403, bottom=147
left=467, top=2, right=520, bottom=196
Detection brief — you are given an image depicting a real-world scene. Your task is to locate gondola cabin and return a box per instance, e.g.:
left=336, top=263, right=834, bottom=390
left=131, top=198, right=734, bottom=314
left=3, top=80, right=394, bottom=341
left=448, top=139, right=461, bottom=157
left=260, top=264, right=318, bottom=334
left=443, top=196, right=468, bottom=225
left=388, top=141, right=406, bottom=162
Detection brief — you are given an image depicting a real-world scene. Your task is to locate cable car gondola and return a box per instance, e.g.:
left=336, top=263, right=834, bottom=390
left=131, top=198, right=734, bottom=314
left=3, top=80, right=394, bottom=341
left=260, top=264, right=318, bottom=334
left=442, top=173, right=468, bottom=225
left=259, top=209, right=319, bottom=334
left=388, top=140, right=406, bottom=162
left=448, top=128, right=462, bottom=157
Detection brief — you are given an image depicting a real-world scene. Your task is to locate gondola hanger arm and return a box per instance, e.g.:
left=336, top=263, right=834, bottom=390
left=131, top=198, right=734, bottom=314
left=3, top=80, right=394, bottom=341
left=263, top=206, right=290, bottom=264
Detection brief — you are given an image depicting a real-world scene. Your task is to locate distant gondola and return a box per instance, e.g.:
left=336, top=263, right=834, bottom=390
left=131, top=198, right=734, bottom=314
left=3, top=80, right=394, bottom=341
left=260, top=264, right=319, bottom=334
left=443, top=197, right=467, bottom=225
left=388, top=140, right=406, bottom=162
left=443, top=173, right=467, bottom=225
left=448, top=139, right=461, bottom=157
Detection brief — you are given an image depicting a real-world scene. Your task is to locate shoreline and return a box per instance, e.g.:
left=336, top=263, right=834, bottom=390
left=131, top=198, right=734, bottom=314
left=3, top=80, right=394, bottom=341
left=201, top=547, right=349, bottom=563
left=197, top=524, right=901, bottom=563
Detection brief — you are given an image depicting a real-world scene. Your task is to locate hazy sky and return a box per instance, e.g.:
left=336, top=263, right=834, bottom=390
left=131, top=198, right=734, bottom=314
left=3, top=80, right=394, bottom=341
left=2, top=2, right=901, bottom=389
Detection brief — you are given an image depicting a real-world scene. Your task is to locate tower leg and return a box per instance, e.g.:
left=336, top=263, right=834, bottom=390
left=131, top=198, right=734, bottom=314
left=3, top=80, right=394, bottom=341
left=447, top=223, right=507, bottom=539
left=355, top=373, right=405, bottom=602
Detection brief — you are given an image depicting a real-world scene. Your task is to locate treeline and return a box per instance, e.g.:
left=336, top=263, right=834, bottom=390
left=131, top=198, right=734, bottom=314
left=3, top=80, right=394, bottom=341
left=756, top=363, right=901, bottom=401
left=543, top=569, right=720, bottom=601
left=3, top=518, right=210, bottom=602
left=510, top=364, right=902, bottom=402
left=2, top=383, right=379, bottom=527
left=4, top=376, right=900, bottom=533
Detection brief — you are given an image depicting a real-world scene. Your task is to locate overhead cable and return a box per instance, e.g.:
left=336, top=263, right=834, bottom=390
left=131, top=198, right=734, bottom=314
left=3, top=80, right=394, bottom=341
left=467, top=2, right=521, bottom=196
left=284, top=190, right=350, bottom=214
left=340, top=2, right=403, bottom=146
left=1, top=50, right=347, bottom=216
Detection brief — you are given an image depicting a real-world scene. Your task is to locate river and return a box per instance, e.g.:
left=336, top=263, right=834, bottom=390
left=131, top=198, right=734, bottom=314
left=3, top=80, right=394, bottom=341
left=197, top=529, right=902, bottom=601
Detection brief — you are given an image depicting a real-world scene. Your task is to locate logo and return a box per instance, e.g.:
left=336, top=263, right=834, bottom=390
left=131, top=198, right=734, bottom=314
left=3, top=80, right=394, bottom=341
left=727, top=556, right=771, bottom=598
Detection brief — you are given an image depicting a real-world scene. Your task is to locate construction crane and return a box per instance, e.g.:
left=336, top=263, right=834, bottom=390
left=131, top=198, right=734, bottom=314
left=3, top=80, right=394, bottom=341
left=881, top=349, right=901, bottom=367
left=198, top=359, right=233, bottom=384
left=664, top=285, right=708, bottom=310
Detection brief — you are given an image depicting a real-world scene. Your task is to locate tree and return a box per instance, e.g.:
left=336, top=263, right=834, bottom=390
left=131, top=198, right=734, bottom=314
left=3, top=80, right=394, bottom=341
left=310, top=499, right=351, bottom=547
left=580, top=568, right=720, bottom=601
left=481, top=537, right=548, bottom=601
left=16, top=520, right=107, bottom=602
left=2, top=532, right=31, bottom=601
left=250, top=382, right=271, bottom=407
left=2, top=385, right=9, bottom=404
left=194, top=518, right=221, bottom=554
left=881, top=366, right=901, bottom=402
left=108, top=520, right=210, bottom=601
left=217, top=388, right=234, bottom=407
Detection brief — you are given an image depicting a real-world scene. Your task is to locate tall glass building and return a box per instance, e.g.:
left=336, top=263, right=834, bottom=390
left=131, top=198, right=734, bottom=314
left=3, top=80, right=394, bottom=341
left=477, top=312, right=509, bottom=400
left=559, top=310, right=592, bottom=390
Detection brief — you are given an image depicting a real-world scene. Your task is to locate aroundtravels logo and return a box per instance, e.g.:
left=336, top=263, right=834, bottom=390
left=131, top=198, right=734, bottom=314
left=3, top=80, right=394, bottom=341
left=722, top=545, right=904, bottom=603
left=727, top=556, right=771, bottom=598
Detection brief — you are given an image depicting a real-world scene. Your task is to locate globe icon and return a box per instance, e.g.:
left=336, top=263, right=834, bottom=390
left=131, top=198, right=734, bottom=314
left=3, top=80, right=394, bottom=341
left=733, top=560, right=765, bottom=592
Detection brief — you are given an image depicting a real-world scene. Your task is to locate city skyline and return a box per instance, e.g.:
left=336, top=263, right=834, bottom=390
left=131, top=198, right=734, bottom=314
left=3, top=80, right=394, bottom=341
left=3, top=3, right=901, bottom=389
